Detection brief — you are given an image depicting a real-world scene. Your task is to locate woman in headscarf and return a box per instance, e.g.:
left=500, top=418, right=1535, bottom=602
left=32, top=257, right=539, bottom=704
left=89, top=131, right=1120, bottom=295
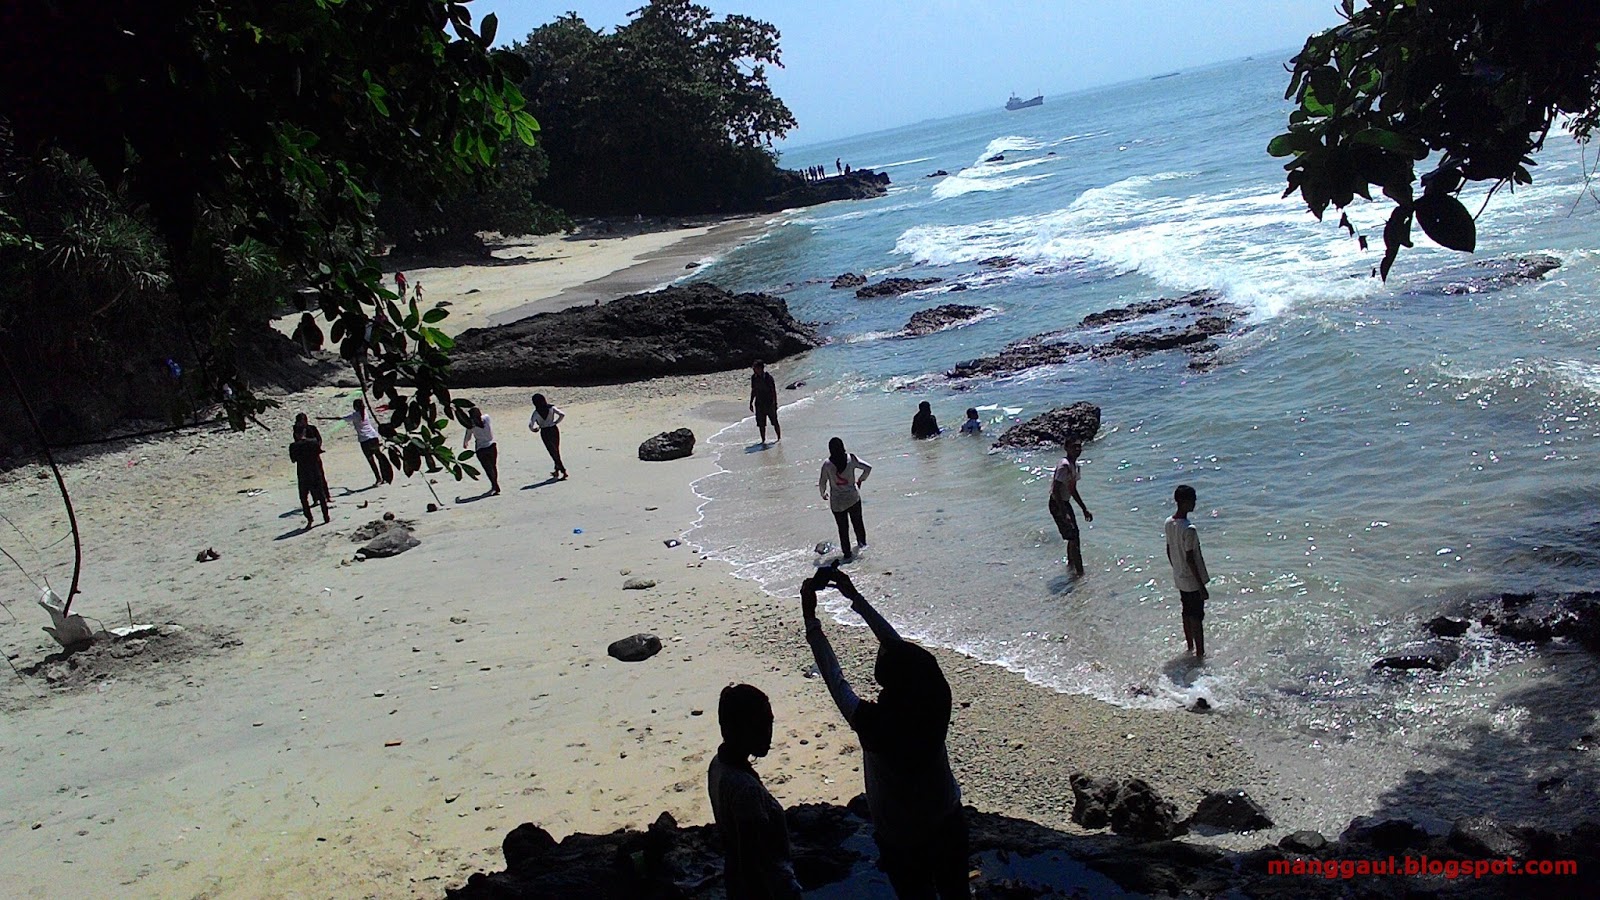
left=801, top=567, right=968, bottom=898
left=527, top=393, right=568, bottom=480
left=817, top=437, right=872, bottom=561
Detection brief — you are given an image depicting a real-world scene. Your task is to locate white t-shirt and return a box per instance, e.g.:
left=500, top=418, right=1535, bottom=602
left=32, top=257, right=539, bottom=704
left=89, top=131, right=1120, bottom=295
left=1051, top=457, right=1079, bottom=497
left=466, top=415, right=495, bottom=449
left=1165, top=515, right=1209, bottom=592
left=819, top=455, right=869, bottom=512
left=529, top=406, right=564, bottom=430
left=344, top=410, right=380, bottom=442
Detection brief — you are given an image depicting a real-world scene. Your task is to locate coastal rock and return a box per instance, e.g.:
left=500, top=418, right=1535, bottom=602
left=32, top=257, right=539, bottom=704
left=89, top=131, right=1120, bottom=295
left=985, top=153, right=1005, bottom=162
left=1447, top=816, right=1529, bottom=859
left=1426, top=615, right=1471, bottom=637
left=925, top=169, right=948, bottom=178
left=1069, top=773, right=1120, bottom=829
left=1106, top=779, right=1186, bottom=840
left=763, top=169, right=890, bottom=212
left=1412, top=253, right=1562, bottom=296
left=855, top=277, right=944, bottom=299
left=830, top=273, right=867, bottom=289
left=606, top=634, right=662, bottom=662
left=1372, top=640, right=1460, bottom=672
left=978, top=255, right=1019, bottom=269
left=449, top=284, right=819, bottom=387
left=1497, top=613, right=1554, bottom=643
left=992, top=403, right=1101, bottom=449
left=1339, top=817, right=1431, bottom=852
left=946, top=283, right=968, bottom=292
left=948, top=290, right=1241, bottom=379
left=638, top=428, right=696, bottom=461
left=1188, top=790, right=1274, bottom=833
left=356, top=527, right=419, bottom=559
left=1279, top=830, right=1328, bottom=853
left=903, top=304, right=988, bottom=336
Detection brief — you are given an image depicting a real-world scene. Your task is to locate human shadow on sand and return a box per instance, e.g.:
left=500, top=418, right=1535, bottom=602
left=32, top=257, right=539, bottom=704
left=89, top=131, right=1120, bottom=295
left=520, top=477, right=562, bottom=491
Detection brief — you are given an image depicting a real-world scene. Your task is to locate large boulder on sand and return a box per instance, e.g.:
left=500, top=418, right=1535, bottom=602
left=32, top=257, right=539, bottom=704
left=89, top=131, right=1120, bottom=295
left=639, top=429, right=695, bottom=461
left=448, top=284, right=818, bottom=387
left=607, top=634, right=663, bottom=662
left=993, top=402, right=1101, bottom=449
left=356, top=527, right=419, bottom=559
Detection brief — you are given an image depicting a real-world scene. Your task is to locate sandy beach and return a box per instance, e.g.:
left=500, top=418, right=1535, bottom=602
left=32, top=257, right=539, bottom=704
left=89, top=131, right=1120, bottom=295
left=2, top=232, right=1271, bottom=899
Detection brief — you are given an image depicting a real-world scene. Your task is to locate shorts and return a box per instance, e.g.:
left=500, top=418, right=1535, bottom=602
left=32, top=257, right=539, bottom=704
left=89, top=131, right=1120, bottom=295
left=755, top=405, right=778, bottom=429
left=1048, top=495, right=1078, bottom=542
left=1180, top=588, right=1208, bottom=621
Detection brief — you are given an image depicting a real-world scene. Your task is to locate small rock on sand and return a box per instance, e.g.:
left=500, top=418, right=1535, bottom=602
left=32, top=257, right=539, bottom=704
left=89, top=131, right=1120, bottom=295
left=607, top=634, right=663, bottom=662
left=622, top=577, right=657, bottom=590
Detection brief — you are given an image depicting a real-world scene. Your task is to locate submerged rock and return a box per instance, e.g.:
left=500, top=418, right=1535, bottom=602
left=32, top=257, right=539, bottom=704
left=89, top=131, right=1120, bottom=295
left=1373, top=640, right=1460, bottom=672
left=450, top=284, right=818, bottom=387
left=856, top=277, right=944, bottom=299
left=903, top=304, right=988, bottom=336
left=1426, top=615, right=1471, bottom=637
left=992, top=403, right=1101, bottom=449
left=1412, top=253, right=1562, bottom=296
left=830, top=272, right=867, bottom=289
left=638, top=428, right=695, bottom=462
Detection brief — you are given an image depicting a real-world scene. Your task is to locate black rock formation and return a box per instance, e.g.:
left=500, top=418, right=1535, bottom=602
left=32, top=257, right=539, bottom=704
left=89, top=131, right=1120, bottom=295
left=638, top=428, right=695, bottom=461
left=992, top=403, right=1101, bottom=449
left=1188, top=790, right=1274, bottom=833
left=903, top=305, right=988, bottom=336
left=763, top=169, right=890, bottom=211
left=449, top=284, right=818, bottom=387
left=1410, top=254, right=1562, bottom=296
left=855, top=277, right=945, bottom=299
left=830, top=273, right=867, bottom=289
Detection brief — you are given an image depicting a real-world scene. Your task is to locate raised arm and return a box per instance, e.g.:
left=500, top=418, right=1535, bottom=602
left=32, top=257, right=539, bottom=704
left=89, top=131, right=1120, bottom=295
left=802, top=575, right=861, bottom=723
left=830, top=569, right=901, bottom=644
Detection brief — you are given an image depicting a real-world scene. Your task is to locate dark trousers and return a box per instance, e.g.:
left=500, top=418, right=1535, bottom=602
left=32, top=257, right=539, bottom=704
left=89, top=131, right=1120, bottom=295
left=832, top=501, right=866, bottom=556
left=877, top=809, right=970, bottom=899
left=475, top=443, right=500, bottom=491
left=360, top=437, right=391, bottom=483
left=540, top=426, right=566, bottom=475
left=298, top=475, right=328, bottom=521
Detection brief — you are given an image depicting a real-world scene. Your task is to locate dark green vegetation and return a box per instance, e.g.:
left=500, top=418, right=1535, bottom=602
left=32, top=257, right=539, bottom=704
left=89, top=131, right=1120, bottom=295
left=1273, top=0, right=1600, bottom=278
left=513, top=0, right=799, bottom=216
left=0, top=0, right=532, bottom=476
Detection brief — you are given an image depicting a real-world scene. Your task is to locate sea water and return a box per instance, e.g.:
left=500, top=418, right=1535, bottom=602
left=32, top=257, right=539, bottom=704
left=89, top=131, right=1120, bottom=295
left=689, top=57, right=1600, bottom=830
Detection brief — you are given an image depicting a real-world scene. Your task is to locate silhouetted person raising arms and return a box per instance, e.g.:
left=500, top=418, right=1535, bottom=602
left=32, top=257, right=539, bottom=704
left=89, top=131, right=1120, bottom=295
left=818, top=437, right=872, bottom=561
left=749, top=360, right=781, bottom=446
left=707, top=684, right=803, bottom=900
left=1166, top=484, right=1211, bottom=658
left=1049, top=438, right=1093, bottom=576
left=911, top=401, right=941, bottom=439
left=802, top=568, right=970, bottom=899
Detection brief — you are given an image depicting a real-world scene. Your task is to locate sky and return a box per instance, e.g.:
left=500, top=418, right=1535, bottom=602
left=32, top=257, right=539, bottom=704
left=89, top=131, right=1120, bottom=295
left=480, top=1, right=1347, bottom=147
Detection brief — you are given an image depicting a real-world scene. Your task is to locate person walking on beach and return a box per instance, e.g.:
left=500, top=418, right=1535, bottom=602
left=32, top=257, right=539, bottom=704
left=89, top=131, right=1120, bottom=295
left=1049, top=438, right=1093, bottom=576
left=323, top=398, right=390, bottom=485
left=911, top=401, right=941, bottom=439
left=394, top=270, right=407, bottom=299
left=802, top=567, right=969, bottom=899
left=461, top=406, right=500, bottom=495
left=819, top=438, right=872, bottom=561
left=707, top=684, right=804, bottom=900
left=1165, top=484, right=1211, bottom=658
left=290, top=414, right=331, bottom=527
left=528, top=393, right=568, bottom=479
left=749, top=360, right=781, bottom=446
left=959, top=408, right=982, bottom=435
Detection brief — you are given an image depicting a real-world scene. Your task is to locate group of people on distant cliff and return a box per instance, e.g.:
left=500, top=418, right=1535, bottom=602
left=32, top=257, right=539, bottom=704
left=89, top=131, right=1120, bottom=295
left=800, top=157, right=854, bottom=182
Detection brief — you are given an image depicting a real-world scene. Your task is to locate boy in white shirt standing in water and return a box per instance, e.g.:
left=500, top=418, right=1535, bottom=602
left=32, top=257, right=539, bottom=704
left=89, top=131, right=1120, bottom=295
left=1049, top=438, right=1093, bottom=577
left=1165, top=484, right=1211, bottom=658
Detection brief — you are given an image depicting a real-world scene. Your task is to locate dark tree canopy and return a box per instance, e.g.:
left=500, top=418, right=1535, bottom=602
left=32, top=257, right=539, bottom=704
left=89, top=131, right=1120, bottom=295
left=1272, top=0, right=1600, bottom=278
left=515, top=0, right=798, bottom=216
left=0, top=0, right=536, bottom=476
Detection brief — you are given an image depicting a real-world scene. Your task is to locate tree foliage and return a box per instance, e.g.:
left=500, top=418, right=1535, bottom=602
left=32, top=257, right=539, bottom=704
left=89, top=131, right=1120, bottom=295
left=515, top=0, right=798, bottom=216
left=376, top=141, right=572, bottom=258
left=1272, top=0, right=1600, bottom=278
left=0, top=0, right=538, bottom=475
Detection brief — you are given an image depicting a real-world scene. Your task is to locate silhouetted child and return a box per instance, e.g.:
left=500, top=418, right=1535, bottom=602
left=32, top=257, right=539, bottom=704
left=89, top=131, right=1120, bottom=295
left=707, top=684, right=803, bottom=900
left=1165, top=484, right=1211, bottom=657
left=803, top=568, right=970, bottom=898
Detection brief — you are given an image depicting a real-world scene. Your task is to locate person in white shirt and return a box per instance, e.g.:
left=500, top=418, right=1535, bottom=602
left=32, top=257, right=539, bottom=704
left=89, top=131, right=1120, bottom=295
left=706, top=684, right=802, bottom=900
left=1165, top=484, right=1211, bottom=658
left=1049, top=438, right=1093, bottom=576
left=461, top=406, right=500, bottom=495
left=818, top=437, right=872, bottom=561
left=527, top=393, right=568, bottom=479
left=323, top=398, right=389, bottom=485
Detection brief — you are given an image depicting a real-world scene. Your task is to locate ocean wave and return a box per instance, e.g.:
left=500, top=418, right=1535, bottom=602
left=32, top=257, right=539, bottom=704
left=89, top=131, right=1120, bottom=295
left=931, top=171, right=1053, bottom=201
left=975, top=135, right=1044, bottom=164
left=865, top=155, right=936, bottom=170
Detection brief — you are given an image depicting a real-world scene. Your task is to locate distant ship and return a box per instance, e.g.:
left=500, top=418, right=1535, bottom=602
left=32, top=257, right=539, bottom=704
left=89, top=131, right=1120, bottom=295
left=1005, top=92, right=1043, bottom=111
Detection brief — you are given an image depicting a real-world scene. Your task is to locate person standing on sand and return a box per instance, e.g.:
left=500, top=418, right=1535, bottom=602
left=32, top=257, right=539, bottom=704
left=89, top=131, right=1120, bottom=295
left=1049, top=438, right=1093, bottom=577
left=802, top=567, right=970, bottom=899
left=749, top=360, right=781, bottom=446
left=911, top=401, right=941, bottom=439
left=818, top=437, right=872, bottom=561
left=528, top=393, right=568, bottom=479
left=323, top=399, right=389, bottom=485
left=707, top=683, right=804, bottom=900
left=290, top=415, right=331, bottom=527
left=461, top=406, right=500, bottom=495
left=1165, top=484, right=1211, bottom=658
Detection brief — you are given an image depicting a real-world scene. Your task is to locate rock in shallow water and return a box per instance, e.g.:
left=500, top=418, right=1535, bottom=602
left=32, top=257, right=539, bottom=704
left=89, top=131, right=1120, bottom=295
left=903, top=304, right=987, bottom=336
left=856, top=276, right=944, bottom=299
left=993, top=403, right=1102, bottom=449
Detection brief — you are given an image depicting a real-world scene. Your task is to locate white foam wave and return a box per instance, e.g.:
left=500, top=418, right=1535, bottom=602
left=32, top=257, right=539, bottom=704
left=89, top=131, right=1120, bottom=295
left=975, top=135, right=1044, bottom=165
left=931, top=171, right=1053, bottom=201
left=866, top=156, right=936, bottom=170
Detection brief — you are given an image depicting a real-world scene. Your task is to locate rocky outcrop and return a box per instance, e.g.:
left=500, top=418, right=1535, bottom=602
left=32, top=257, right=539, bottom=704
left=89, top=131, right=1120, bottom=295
left=925, top=169, right=948, bottom=178
left=1411, top=254, right=1562, bottom=296
left=606, top=634, right=662, bottom=662
left=449, top=284, right=819, bottom=387
left=948, top=289, right=1241, bottom=379
left=855, top=277, right=944, bottom=299
left=763, top=169, right=890, bottom=212
left=1394, top=591, right=1600, bottom=673
left=830, top=273, right=866, bottom=289
left=449, top=804, right=1600, bottom=900
left=1372, top=640, right=1460, bottom=672
left=992, top=403, right=1101, bottom=449
left=903, top=305, right=988, bottom=336
left=638, top=428, right=695, bottom=461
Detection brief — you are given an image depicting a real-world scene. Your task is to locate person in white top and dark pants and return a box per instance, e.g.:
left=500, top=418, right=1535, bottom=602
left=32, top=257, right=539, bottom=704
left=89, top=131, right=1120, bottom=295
left=462, top=406, right=500, bottom=495
left=528, top=393, right=568, bottom=480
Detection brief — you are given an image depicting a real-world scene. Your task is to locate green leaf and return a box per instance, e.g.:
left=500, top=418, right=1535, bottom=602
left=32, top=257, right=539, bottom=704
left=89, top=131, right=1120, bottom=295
left=481, top=12, right=498, bottom=45
left=1413, top=193, right=1476, bottom=252
left=422, top=307, right=448, bottom=323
